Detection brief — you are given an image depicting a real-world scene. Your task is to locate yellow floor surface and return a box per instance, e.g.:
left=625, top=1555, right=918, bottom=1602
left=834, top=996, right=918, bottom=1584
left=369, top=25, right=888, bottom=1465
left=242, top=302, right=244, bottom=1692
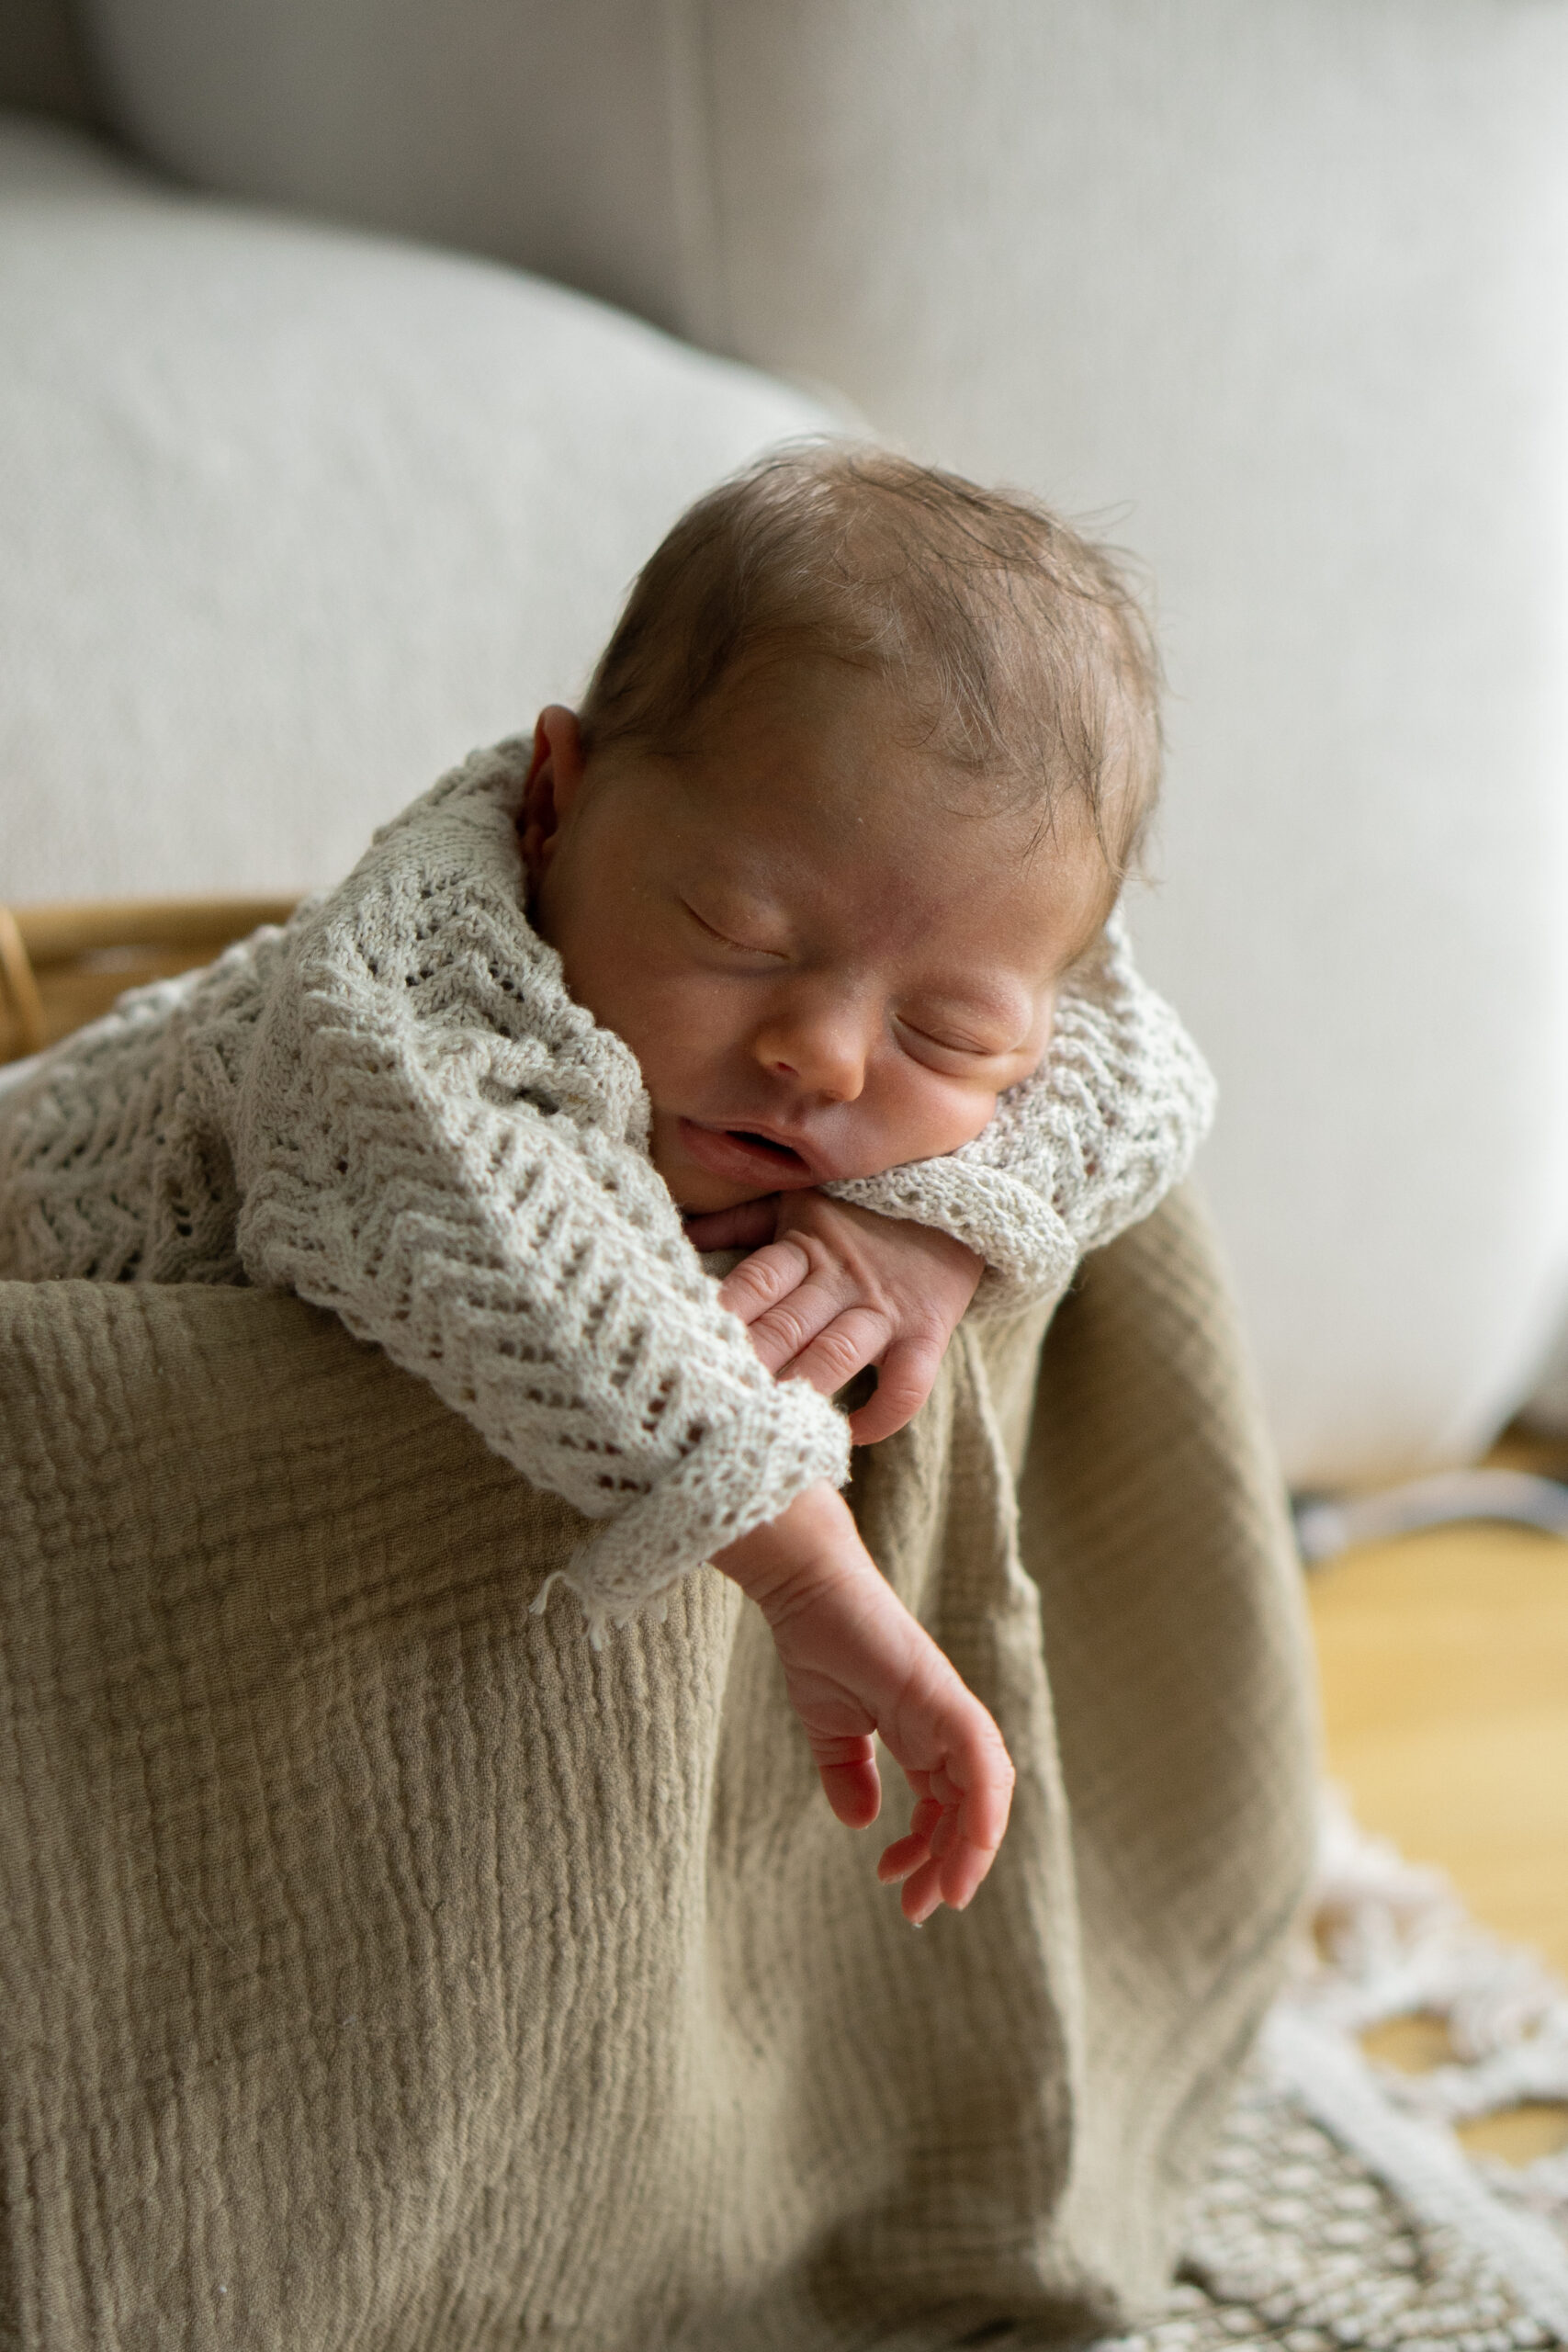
left=1307, top=1436, right=1568, bottom=2165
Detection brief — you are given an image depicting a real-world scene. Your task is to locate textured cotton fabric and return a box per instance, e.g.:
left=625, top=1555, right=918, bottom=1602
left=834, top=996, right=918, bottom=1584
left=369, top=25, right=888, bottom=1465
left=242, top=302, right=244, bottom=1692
left=0, top=738, right=1213, bottom=1634
left=0, top=1187, right=1317, bottom=2350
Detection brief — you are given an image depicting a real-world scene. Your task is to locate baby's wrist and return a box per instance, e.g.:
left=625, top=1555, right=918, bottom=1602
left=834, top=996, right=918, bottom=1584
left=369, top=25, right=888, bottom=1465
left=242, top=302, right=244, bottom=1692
left=711, top=1481, right=865, bottom=1627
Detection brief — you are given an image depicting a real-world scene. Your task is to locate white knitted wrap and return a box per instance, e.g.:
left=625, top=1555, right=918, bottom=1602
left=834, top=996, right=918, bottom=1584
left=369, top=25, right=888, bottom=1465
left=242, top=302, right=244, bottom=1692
left=0, top=740, right=1213, bottom=1630
left=831, top=914, right=1217, bottom=1317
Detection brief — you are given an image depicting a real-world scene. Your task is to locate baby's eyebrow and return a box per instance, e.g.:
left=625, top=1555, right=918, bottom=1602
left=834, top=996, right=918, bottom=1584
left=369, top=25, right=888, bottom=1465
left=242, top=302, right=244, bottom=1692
left=686, top=899, right=784, bottom=950
left=683, top=873, right=786, bottom=931
left=916, top=970, right=1038, bottom=1022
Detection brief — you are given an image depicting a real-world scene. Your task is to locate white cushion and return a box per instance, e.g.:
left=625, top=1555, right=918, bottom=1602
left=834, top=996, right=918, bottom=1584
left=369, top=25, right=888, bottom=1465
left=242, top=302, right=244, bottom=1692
left=71, top=0, right=1568, bottom=1483
left=79, top=0, right=706, bottom=332
left=690, top=4, right=1568, bottom=1487
left=25, top=1, right=1568, bottom=1482
left=0, top=112, right=830, bottom=903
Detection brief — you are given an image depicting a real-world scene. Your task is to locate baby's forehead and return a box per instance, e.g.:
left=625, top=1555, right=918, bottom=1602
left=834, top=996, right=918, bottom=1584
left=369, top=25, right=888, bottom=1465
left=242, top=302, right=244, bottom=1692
left=662, top=759, right=1112, bottom=981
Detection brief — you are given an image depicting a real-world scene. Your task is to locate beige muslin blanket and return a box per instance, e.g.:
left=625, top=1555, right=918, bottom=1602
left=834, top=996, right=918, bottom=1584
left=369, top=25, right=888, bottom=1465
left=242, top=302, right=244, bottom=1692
left=0, top=1187, right=1315, bottom=2352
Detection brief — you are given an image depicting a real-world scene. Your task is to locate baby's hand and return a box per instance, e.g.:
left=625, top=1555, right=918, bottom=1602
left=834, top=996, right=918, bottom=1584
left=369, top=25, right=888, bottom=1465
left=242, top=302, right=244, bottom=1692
left=714, top=1482, right=1014, bottom=1924
left=685, top=1193, right=983, bottom=1443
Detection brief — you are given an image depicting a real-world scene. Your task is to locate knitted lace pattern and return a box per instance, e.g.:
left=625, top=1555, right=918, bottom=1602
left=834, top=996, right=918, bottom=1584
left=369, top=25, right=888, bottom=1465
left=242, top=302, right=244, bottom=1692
left=829, top=911, right=1216, bottom=1315
left=0, top=740, right=1213, bottom=1632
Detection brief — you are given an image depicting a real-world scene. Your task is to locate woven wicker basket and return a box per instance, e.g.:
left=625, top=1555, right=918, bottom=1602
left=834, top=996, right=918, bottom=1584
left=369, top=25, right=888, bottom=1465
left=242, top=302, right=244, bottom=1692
left=0, top=899, right=297, bottom=1066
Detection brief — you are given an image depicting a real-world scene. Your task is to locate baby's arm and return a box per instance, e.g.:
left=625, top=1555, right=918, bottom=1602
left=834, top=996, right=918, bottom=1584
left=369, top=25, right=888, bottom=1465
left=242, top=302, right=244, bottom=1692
left=713, top=1480, right=1013, bottom=1923
left=240, top=971, right=1010, bottom=1917
left=229, top=752, right=855, bottom=1639
left=228, top=750, right=1012, bottom=1918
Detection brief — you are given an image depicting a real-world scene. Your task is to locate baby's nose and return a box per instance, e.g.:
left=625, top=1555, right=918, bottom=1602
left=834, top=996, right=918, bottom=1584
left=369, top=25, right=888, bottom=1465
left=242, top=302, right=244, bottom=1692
left=752, top=1001, right=868, bottom=1104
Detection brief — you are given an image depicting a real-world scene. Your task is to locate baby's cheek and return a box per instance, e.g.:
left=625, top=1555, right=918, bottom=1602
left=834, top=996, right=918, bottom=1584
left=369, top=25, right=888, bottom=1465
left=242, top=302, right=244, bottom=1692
left=949, top=1086, right=1005, bottom=1152
left=598, top=989, right=703, bottom=1119
left=863, top=1072, right=1001, bottom=1170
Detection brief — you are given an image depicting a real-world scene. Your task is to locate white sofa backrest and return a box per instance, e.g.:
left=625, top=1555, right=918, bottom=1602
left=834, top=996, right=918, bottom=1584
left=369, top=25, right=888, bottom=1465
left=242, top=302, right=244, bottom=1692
left=16, top=0, right=1568, bottom=1484
left=0, top=0, right=96, bottom=121
left=81, top=0, right=711, bottom=335
left=0, top=112, right=831, bottom=905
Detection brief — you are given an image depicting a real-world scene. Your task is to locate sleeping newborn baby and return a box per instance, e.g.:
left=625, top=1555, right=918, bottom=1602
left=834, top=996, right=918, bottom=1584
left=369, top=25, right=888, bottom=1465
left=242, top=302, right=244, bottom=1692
left=0, top=447, right=1213, bottom=1928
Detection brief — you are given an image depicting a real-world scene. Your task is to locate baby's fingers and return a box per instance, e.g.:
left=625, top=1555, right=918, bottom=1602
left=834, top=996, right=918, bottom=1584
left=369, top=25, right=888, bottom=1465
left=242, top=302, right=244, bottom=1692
left=846, top=1334, right=945, bottom=1444
left=807, top=1731, right=883, bottom=1829
left=819, top=1754, right=883, bottom=1830
left=876, top=1795, right=943, bottom=1884
left=897, top=1810, right=990, bottom=1925
left=882, top=1712, right=1014, bottom=1919
left=930, top=1762, right=1012, bottom=1915
left=781, top=1305, right=892, bottom=1396
left=685, top=1199, right=779, bottom=1253
left=717, top=1238, right=812, bottom=1327
left=946, top=1741, right=1015, bottom=1899
left=899, top=1852, right=950, bottom=1928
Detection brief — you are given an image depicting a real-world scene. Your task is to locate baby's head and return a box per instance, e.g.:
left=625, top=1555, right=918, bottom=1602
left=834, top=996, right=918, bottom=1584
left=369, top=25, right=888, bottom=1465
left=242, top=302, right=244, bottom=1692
left=521, top=446, right=1161, bottom=1212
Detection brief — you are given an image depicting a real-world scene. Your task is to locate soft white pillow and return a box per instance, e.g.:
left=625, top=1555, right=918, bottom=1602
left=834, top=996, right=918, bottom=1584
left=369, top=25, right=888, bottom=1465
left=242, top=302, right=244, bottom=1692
left=45, top=6, right=1568, bottom=1487
left=0, top=114, right=832, bottom=900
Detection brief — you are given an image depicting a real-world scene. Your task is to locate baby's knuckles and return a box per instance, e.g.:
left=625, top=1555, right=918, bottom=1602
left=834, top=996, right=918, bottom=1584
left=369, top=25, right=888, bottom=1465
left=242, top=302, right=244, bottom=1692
left=776, top=1213, right=898, bottom=1314
left=794, top=1315, right=886, bottom=1387
left=773, top=1195, right=977, bottom=1323
left=721, top=1238, right=811, bottom=1317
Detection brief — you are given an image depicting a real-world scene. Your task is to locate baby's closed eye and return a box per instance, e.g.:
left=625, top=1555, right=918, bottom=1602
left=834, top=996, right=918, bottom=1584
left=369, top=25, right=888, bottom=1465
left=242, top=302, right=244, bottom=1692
left=681, top=898, right=788, bottom=961
left=893, top=1013, right=1010, bottom=1065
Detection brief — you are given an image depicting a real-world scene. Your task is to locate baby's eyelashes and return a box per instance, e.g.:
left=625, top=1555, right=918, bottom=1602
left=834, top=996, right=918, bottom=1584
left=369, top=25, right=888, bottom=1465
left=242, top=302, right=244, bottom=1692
left=890, top=1012, right=1020, bottom=1071
left=681, top=899, right=789, bottom=960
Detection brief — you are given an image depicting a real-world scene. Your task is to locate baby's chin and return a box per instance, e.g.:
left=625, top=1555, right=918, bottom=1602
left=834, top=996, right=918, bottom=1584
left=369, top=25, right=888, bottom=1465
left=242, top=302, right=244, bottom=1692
left=664, top=1169, right=773, bottom=1215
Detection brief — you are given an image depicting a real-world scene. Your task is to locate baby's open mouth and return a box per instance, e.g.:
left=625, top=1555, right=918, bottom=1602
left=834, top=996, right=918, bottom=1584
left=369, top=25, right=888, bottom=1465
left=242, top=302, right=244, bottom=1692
left=725, top=1129, right=807, bottom=1168
left=677, top=1118, right=818, bottom=1186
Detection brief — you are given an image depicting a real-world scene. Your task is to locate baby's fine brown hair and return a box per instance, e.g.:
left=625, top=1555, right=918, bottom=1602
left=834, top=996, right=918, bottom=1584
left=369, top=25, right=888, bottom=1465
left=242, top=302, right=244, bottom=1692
left=579, top=444, right=1162, bottom=882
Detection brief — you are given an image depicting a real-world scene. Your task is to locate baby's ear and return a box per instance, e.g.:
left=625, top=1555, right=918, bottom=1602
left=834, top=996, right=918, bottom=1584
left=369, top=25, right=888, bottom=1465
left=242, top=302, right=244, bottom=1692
left=518, top=706, right=585, bottom=887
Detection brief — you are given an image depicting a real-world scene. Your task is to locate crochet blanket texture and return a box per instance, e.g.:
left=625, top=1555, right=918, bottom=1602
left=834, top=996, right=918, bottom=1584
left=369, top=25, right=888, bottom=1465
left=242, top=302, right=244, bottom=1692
left=0, top=741, right=1214, bottom=1632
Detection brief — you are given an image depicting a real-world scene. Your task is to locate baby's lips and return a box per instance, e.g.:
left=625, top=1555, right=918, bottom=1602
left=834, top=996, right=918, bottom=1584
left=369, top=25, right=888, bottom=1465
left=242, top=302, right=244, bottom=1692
left=676, top=1117, right=821, bottom=1189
